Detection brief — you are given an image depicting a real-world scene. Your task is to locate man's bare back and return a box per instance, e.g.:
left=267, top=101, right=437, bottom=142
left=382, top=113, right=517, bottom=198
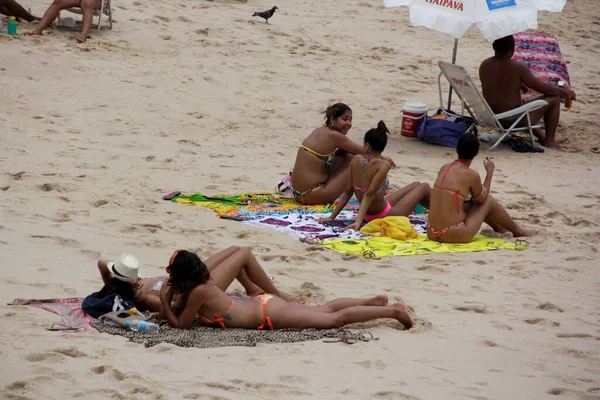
left=479, top=35, right=576, bottom=148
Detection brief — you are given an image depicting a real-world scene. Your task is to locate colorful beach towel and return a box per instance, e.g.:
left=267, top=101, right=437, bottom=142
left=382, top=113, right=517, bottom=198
left=172, top=192, right=357, bottom=220
left=245, top=212, right=428, bottom=241
left=513, top=32, right=570, bottom=103
left=321, top=235, right=528, bottom=258
left=7, top=297, right=94, bottom=330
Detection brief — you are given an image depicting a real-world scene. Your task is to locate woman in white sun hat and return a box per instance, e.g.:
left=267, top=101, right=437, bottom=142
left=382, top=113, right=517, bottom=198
left=97, top=246, right=304, bottom=312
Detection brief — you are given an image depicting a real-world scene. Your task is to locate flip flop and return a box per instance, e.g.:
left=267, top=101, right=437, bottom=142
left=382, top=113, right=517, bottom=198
left=300, top=237, right=321, bottom=245
left=323, top=330, right=379, bottom=344
left=46, top=323, right=82, bottom=331
left=162, top=191, right=181, bottom=200
left=361, top=249, right=381, bottom=260
left=515, top=239, right=529, bottom=251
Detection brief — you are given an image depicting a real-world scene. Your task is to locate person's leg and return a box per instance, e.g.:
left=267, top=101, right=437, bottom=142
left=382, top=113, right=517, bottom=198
left=76, top=0, right=95, bottom=43
left=438, top=195, right=535, bottom=243
left=308, top=295, right=388, bottom=312
left=269, top=299, right=414, bottom=329
left=0, top=0, right=39, bottom=21
left=527, top=95, right=565, bottom=148
left=203, top=246, right=263, bottom=296
left=387, top=183, right=431, bottom=217
left=301, top=167, right=351, bottom=205
left=30, top=0, right=80, bottom=34
left=385, top=182, right=420, bottom=206
left=209, top=248, right=303, bottom=302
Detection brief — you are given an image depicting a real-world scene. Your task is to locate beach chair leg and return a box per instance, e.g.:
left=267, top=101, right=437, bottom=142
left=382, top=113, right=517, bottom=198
left=487, top=129, right=511, bottom=151
left=97, top=0, right=104, bottom=30
left=526, top=113, right=535, bottom=147
left=108, top=3, right=112, bottom=30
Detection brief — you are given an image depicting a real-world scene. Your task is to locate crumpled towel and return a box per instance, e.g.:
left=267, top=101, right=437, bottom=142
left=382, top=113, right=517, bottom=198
left=360, top=216, right=417, bottom=240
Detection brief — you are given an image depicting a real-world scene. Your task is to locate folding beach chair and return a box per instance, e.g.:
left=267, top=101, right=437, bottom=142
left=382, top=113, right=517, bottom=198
left=437, top=60, right=547, bottom=151
left=63, top=0, right=112, bottom=31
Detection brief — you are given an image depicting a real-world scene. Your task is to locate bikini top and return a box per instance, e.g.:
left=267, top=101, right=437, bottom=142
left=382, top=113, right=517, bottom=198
left=433, top=160, right=472, bottom=214
left=352, top=154, right=390, bottom=195
left=301, top=145, right=336, bottom=168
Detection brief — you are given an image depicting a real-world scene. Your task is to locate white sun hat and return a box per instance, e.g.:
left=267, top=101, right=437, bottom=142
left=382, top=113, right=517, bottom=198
left=107, top=253, right=140, bottom=282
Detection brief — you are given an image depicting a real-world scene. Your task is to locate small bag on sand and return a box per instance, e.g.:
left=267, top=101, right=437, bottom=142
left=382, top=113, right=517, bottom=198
left=418, top=109, right=475, bottom=148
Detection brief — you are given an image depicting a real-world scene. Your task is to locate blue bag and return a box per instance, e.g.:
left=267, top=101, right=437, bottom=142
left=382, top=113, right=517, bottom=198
left=418, top=109, right=474, bottom=148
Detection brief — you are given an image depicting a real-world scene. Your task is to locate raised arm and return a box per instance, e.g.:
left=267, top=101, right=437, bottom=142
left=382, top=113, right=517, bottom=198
left=333, top=132, right=365, bottom=155
left=520, top=64, right=576, bottom=100
left=469, top=158, right=494, bottom=204
left=97, top=260, right=113, bottom=285
left=159, top=279, right=203, bottom=329
left=320, top=159, right=356, bottom=222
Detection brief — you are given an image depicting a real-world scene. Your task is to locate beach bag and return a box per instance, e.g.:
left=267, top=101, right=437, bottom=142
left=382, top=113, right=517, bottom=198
left=81, top=278, right=137, bottom=318
left=418, top=109, right=473, bottom=148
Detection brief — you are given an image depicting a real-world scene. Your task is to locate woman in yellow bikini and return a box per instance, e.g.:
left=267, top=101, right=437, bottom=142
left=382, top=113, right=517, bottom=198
left=159, top=250, right=414, bottom=330
left=290, top=103, right=396, bottom=205
left=427, top=133, right=536, bottom=243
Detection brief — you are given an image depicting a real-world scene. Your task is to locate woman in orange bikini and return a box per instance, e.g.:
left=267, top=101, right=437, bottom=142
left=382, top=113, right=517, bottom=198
left=98, top=246, right=302, bottom=312
left=159, top=250, right=414, bottom=330
left=290, top=103, right=396, bottom=205
left=427, top=133, right=536, bottom=243
left=320, top=121, right=430, bottom=230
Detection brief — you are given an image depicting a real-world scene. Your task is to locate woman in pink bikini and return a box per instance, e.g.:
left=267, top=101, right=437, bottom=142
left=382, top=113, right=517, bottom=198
left=427, top=133, right=536, bottom=243
left=319, top=121, right=430, bottom=231
left=159, top=250, right=414, bottom=330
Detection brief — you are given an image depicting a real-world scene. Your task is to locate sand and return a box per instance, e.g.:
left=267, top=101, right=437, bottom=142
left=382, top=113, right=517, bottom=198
left=1, top=0, right=600, bottom=398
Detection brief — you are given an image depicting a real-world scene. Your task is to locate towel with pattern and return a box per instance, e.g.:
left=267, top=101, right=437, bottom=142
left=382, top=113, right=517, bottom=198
left=321, top=235, right=528, bottom=258
left=172, top=192, right=358, bottom=220
left=513, top=32, right=570, bottom=103
left=7, top=297, right=94, bottom=330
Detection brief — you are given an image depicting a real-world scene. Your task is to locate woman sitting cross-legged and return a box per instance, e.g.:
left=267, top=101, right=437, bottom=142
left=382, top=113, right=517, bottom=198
left=158, top=250, right=414, bottom=330
left=426, top=133, right=536, bottom=243
left=319, top=121, right=430, bottom=231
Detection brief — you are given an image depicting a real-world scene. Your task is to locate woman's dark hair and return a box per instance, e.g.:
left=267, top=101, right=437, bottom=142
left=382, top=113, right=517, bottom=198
left=456, top=133, right=480, bottom=160
left=169, top=250, right=210, bottom=294
left=493, top=35, right=515, bottom=56
left=324, top=103, right=352, bottom=125
left=364, top=121, right=389, bottom=152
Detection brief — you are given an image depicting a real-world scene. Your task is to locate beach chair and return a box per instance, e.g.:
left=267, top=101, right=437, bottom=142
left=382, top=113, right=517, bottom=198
left=437, top=60, right=547, bottom=151
left=63, top=0, right=112, bottom=31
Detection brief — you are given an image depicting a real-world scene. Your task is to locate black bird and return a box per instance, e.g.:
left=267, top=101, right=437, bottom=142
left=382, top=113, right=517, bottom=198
left=252, top=6, right=278, bottom=24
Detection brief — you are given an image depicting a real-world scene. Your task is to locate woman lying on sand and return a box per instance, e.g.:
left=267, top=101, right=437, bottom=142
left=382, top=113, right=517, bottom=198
left=29, top=0, right=104, bottom=43
left=98, top=246, right=303, bottom=312
left=320, top=121, right=430, bottom=231
left=290, top=103, right=396, bottom=205
left=159, top=249, right=414, bottom=330
left=427, top=133, right=536, bottom=243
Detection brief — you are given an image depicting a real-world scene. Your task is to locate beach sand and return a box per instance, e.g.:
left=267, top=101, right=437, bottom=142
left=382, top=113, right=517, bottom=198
left=1, top=0, right=600, bottom=398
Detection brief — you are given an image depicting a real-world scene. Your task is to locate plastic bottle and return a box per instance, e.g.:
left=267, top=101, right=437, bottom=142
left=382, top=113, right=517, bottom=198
left=125, top=320, right=160, bottom=333
left=7, top=16, right=17, bottom=35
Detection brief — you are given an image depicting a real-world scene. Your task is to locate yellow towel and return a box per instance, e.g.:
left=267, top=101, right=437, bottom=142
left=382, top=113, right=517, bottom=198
left=360, top=216, right=418, bottom=240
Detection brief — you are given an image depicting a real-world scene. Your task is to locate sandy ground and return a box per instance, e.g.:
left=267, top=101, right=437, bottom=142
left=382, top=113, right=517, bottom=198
left=1, top=0, right=599, bottom=398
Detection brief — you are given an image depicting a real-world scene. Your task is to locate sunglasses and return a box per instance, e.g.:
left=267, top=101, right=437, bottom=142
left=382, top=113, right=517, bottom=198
left=165, top=249, right=183, bottom=274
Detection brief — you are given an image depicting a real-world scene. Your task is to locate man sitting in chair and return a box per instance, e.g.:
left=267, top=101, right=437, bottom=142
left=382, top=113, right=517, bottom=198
left=479, top=35, right=576, bottom=149
left=28, top=0, right=104, bottom=43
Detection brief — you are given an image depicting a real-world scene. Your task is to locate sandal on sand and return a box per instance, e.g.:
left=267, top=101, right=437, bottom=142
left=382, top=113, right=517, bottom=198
left=324, top=331, right=379, bottom=345
left=300, top=237, right=321, bottom=245
left=46, top=323, right=81, bottom=331
left=361, top=249, right=381, bottom=260
left=515, top=239, right=529, bottom=251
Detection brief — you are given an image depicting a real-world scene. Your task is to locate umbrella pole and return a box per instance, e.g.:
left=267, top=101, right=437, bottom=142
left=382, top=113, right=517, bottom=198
left=446, top=38, right=459, bottom=110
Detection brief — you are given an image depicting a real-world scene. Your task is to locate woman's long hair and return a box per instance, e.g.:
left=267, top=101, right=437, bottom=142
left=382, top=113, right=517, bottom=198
left=168, top=250, right=210, bottom=294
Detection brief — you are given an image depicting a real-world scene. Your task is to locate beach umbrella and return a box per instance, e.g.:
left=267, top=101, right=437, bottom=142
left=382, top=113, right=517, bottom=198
left=383, top=0, right=567, bottom=105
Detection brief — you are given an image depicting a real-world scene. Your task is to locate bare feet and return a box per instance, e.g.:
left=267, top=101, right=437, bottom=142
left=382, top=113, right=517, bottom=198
left=545, top=137, right=568, bottom=148
left=76, top=36, right=87, bottom=43
left=514, top=228, right=537, bottom=238
left=391, top=303, right=414, bottom=329
left=279, top=291, right=306, bottom=304
left=366, top=294, right=389, bottom=307
left=28, top=30, right=42, bottom=35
